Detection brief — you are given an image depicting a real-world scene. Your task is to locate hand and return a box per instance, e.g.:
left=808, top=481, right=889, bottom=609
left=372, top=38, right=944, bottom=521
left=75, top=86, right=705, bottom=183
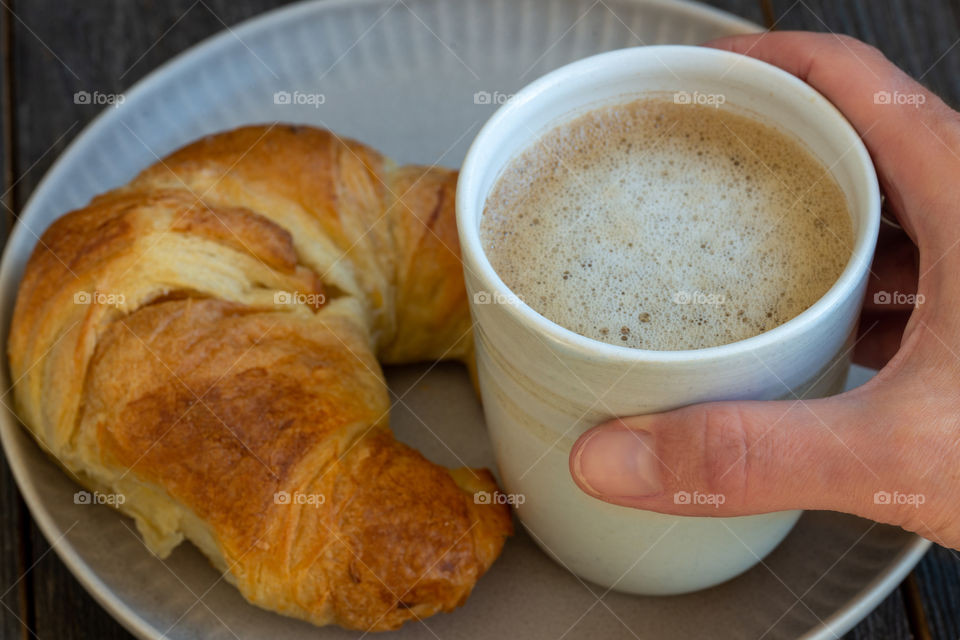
left=568, top=31, right=960, bottom=550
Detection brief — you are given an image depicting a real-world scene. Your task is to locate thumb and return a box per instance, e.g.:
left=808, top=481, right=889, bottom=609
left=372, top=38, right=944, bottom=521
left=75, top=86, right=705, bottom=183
left=569, top=393, right=906, bottom=521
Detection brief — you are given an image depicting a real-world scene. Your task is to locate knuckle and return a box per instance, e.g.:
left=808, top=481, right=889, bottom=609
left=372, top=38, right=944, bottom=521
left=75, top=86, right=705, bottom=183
left=830, top=33, right=881, bottom=58
left=695, top=405, right=754, bottom=502
left=816, top=33, right=891, bottom=71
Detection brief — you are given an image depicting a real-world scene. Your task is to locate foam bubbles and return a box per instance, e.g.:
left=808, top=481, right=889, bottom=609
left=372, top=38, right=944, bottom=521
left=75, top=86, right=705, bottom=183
left=480, top=98, right=854, bottom=350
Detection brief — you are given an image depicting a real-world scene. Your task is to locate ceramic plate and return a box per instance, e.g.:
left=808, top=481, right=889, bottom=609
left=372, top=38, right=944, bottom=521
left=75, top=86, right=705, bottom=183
left=0, top=0, right=929, bottom=638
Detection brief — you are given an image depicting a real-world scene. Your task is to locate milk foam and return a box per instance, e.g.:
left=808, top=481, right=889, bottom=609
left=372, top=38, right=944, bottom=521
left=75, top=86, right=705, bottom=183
left=480, top=98, right=854, bottom=350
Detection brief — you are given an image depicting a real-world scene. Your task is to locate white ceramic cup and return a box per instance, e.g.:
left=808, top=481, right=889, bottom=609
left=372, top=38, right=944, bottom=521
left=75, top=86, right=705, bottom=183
left=456, top=46, right=880, bottom=595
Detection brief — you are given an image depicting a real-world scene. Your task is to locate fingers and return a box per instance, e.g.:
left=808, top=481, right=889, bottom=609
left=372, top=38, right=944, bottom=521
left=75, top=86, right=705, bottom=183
left=569, top=396, right=913, bottom=522
left=706, top=32, right=960, bottom=255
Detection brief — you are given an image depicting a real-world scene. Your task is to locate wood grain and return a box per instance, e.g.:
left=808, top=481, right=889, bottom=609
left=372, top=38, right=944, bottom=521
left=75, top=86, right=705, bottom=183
left=913, top=545, right=960, bottom=639
left=709, top=0, right=767, bottom=24
left=0, top=5, right=29, bottom=640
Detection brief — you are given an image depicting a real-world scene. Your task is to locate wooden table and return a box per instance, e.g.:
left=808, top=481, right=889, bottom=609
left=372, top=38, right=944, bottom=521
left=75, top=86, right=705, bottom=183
left=0, top=1, right=957, bottom=638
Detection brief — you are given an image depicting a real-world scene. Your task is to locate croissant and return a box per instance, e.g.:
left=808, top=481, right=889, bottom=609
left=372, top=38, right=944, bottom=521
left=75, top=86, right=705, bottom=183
left=8, top=125, right=512, bottom=631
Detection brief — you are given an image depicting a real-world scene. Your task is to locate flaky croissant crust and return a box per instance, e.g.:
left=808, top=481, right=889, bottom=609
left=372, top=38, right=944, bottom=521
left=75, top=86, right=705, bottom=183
left=8, top=125, right=511, bottom=631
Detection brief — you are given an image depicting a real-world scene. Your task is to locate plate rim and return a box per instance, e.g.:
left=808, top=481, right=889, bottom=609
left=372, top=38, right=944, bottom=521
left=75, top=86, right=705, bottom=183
left=0, top=0, right=930, bottom=638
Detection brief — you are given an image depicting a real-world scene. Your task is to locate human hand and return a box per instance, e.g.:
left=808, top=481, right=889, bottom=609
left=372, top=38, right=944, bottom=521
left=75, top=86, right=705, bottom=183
left=569, top=31, right=960, bottom=550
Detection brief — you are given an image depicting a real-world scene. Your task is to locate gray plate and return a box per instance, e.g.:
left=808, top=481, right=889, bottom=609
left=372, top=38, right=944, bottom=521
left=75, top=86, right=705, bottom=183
left=0, top=0, right=929, bottom=638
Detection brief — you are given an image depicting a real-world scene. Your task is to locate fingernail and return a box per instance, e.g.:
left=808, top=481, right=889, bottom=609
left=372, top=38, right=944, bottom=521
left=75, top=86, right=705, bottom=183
left=572, top=427, right=663, bottom=498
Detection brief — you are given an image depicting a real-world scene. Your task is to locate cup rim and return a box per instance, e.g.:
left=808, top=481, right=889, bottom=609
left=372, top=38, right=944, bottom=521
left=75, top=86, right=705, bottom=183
left=456, top=45, right=881, bottom=364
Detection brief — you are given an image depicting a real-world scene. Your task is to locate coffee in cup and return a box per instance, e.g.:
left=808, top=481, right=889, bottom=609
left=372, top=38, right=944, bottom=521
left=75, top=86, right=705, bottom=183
left=480, top=97, right=853, bottom=350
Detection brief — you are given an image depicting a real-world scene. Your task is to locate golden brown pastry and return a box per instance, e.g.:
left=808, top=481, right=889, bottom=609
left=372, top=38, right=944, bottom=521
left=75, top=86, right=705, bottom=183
left=8, top=125, right=511, bottom=631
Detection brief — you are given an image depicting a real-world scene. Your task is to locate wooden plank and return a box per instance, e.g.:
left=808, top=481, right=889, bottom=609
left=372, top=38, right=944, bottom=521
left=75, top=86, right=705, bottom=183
left=0, top=3, right=30, bottom=640
left=912, top=545, right=960, bottom=639
left=843, top=594, right=913, bottom=640
left=701, top=0, right=768, bottom=25
left=0, top=482, right=28, bottom=640
left=1, top=0, right=10, bottom=238
left=902, top=574, right=934, bottom=640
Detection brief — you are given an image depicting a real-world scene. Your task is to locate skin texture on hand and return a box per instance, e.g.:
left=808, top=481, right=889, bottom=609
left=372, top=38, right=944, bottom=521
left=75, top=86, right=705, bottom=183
left=569, top=31, right=960, bottom=551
